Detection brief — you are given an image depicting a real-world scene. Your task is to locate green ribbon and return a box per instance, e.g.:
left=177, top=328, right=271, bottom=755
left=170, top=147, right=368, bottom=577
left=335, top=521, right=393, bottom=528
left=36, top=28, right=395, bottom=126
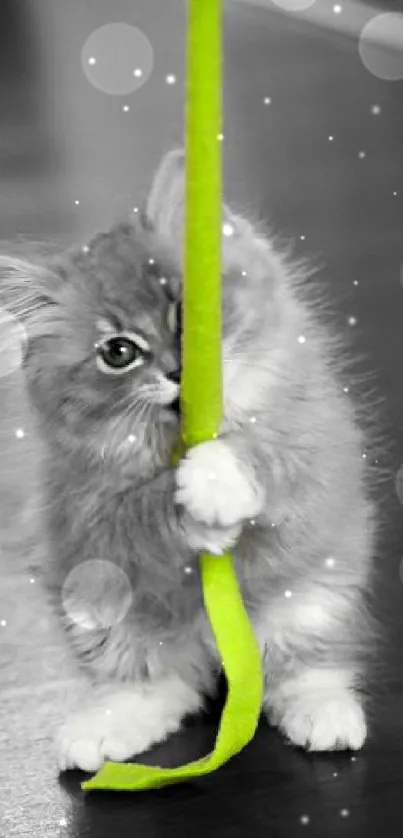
left=82, top=0, right=264, bottom=793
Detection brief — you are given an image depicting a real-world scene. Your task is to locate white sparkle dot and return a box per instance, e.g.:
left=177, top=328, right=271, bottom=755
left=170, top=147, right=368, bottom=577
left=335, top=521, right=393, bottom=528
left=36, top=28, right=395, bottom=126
left=333, top=771, right=338, bottom=777
left=105, top=709, right=112, bottom=716
left=325, top=557, right=336, bottom=569
left=133, top=68, right=143, bottom=78
left=159, top=277, right=167, bottom=286
left=298, top=335, right=306, bottom=344
left=128, top=434, right=137, bottom=444
left=300, top=235, right=306, bottom=240
left=0, top=620, right=7, bottom=627
left=250, top=519, right=256, bottom=527
left=249, top=416, right=257, bottom=424
left=30, top=578, right=35, bottom=584
left=223, top=223, right=235, bottom=237
left=59, top=818, right=68, bottom=827
left=263, top=97, right=272, bottom=105
left=362, top=452, right=367, bottom=459
left=148, top=258, right=155, bottom=265
left=75, top=200, right=80, bottom=206
left=15, top=428, right=25, bottom=439
left=358, top=151, right=366, bottom=159
left=348, top=316, right=357, bottom=326
left=284, top=590, right=293, bottom=599
left=241, top=270, right=247, bottom=277
left=159, top=641, right=164, bottom=646
left=184, top=566, right=193, bottom=575
left=88, top=57, right=96, bottom=66
left=82, top=245, right=90, bottom=254
left=393, top=191, right=398, bottom=197
left=340, top=809, right=350, bottom=818
left=371, top=104, right=381, bottom=115
left=133, top=206, right=139, bottom=213
left=271, top=522, right=276, bottom=528
left=343, top=386, right=349, bottom=393
left=122, top=105, right=130, bottom=112
left=328, top=135, right=334, bottom=141
left=217, top=133, right=224, bottom=142
left=166, top=74, right=176, bottom=85
left=333, top=4, right=342, bottom=13
left=351, top=756, right=356, bottom=762
left=353, top=280, right=359, bottom=286
left=300, top=815, right=310, bottom=825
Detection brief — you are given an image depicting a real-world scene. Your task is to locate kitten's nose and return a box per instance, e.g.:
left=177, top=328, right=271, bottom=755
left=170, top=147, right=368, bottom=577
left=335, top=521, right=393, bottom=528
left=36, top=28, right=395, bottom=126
left=167, top=369, right=181, bottom=384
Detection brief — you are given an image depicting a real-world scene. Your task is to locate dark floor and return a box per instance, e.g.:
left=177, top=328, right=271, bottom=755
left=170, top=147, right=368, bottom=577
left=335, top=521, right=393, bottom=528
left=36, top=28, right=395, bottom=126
left=1, top=1, right=403, bottom=837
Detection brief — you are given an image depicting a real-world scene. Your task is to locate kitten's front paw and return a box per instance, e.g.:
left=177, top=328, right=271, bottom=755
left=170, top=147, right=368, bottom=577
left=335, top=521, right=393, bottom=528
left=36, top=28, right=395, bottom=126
left=268, top=690, right=367, bottom=752
left=183, top=513, right=242, bottom=556
left=175, top=440, right=264, bottom=527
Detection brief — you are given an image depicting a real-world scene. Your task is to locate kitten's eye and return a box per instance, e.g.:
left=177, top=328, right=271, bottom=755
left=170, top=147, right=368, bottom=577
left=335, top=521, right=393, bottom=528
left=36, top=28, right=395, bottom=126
left=96, top=335, right=146, bottom=375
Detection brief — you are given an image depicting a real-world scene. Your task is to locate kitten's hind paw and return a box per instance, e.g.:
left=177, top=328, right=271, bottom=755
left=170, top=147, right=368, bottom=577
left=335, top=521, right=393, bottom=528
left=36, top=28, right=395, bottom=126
left=268, top=690, right=367, bottom=752
left=57, top=697, right=159, bottom=773
left=57, top=680, right=201, bottom=772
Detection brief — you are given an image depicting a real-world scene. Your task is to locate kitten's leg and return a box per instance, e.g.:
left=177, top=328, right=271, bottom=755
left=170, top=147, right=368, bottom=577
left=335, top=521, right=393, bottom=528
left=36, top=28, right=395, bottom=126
left=265, top=668, right=367, bottom=752
left=57, top=466, right=232, bottom=773
left=57, top=674, right=204, bottom=772
left=257, top=588, right=369, bottom=752
left=120, top=466, right=243, bottom=568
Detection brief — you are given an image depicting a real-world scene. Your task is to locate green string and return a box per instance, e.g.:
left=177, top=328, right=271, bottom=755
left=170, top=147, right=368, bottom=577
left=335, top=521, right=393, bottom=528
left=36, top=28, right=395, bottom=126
left=82, top=0, right=264, bottom=793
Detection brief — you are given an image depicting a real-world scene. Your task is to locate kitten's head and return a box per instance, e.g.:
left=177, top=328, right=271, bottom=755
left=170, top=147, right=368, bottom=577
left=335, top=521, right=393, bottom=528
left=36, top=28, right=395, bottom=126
left=0, top=150, right=282, bottom=474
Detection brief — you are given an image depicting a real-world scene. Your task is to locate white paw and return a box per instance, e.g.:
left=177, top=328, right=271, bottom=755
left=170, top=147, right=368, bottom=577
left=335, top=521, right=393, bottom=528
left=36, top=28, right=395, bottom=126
left=57, top=688, right=184, bottom=772
left=184, top=513, right=242, bottom=556
left=270, top=691, right=367, bottom=752
left=175, top=440, right=264, bottom=527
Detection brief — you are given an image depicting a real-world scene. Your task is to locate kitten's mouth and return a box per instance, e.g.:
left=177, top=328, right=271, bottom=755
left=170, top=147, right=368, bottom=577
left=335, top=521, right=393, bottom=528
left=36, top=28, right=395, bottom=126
left=170, top=397, right=181, bottom=415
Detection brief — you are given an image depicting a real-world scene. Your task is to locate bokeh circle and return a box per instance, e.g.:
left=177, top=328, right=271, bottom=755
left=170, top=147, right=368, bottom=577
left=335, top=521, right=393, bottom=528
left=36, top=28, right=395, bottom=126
left=359, top=13, right=403, bottom=81
left=81, top=23, right=154, bottom=95
left=0, top=307, right=27, bottom=378
left=62, top=559, right=133, bottom=630
left=271, top=0, right=316, bottom=11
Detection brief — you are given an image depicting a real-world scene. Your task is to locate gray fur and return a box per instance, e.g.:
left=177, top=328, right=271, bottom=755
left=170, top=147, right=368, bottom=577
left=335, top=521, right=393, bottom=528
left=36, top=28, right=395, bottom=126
left=0, top=150, right=384, bottom=763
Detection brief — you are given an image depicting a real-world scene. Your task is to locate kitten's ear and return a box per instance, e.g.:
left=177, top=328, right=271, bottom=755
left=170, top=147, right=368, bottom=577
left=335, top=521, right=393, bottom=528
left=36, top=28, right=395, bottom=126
left=146, top=149, right=185, bottom=242
left=0, top=256, right=62, bottom=342
left=146, top=148, right=247, bottom=260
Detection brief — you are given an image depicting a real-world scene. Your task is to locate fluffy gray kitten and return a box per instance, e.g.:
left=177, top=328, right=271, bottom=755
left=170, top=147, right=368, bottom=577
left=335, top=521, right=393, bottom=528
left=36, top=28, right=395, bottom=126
left=1, top=151, right=379, bottom=772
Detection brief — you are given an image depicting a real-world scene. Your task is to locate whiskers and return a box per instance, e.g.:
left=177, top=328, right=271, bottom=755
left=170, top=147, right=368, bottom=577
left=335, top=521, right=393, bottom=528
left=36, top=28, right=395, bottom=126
left=100, top=397, right=152, bottom=462
left=98, top=384, right=177, bottom=474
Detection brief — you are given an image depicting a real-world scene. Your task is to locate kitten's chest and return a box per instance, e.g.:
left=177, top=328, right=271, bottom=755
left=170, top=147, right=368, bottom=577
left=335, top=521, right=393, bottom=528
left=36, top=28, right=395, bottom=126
left=134, top=567, right=205, bottom=632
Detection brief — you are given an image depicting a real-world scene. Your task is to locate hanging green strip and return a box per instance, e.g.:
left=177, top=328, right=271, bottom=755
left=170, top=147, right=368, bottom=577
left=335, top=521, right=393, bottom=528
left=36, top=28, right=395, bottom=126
left=82, top=0, right=264, bottom=793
